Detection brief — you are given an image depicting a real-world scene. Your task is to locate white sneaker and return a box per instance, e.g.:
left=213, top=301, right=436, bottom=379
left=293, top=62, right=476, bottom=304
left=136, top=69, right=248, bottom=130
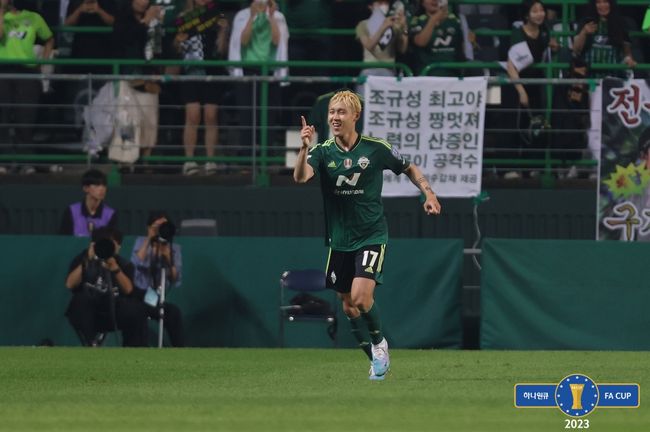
left=503, top=171, right=521, bottom=180
left=19, top=165, right=35, bottom=175
left=371, top=338, right=390, bottom=377
left=182, top=161, right=199, bottom=176
left=204, top=162, right=218, bottom=175
left=566, top=165, right=578, bottom=179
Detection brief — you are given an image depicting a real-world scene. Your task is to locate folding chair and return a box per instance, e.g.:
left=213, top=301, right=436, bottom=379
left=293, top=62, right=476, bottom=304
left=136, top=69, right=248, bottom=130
left=278, top=269, right=337, bottom=347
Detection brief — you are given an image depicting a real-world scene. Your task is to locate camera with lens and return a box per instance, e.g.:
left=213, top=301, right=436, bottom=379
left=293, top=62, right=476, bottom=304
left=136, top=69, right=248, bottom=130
left=153, top=221, right=176, bottom=244
left=94, top=237, right=116, bottom=260
left=84, top=237, right=116, bottom=296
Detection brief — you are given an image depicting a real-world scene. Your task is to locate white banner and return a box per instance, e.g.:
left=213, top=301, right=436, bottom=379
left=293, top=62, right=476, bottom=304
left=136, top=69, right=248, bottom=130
left=363, top=76, right=487, bottom=197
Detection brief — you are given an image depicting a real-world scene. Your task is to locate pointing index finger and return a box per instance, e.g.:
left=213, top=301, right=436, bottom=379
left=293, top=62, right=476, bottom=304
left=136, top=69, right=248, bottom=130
left=301, top=116, right=307, bottom=128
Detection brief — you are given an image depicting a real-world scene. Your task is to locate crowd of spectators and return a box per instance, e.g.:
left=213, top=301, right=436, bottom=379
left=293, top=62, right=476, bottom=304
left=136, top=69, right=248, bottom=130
left=0, top=0, right=647, bottom=176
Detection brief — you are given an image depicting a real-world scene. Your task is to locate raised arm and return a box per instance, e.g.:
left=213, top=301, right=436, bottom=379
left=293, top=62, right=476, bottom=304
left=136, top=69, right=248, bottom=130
left=293, top=115, right=315, bottom=184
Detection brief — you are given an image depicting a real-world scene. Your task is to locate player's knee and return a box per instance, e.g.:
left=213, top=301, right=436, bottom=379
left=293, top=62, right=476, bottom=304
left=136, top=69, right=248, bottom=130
left=351, top=296, right=371, bottom=313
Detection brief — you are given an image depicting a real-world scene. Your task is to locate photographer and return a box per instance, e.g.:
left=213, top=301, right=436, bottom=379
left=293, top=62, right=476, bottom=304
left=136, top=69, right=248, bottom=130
left=65, top=227, right=149, bottom=347
left=131, top=211, right=185, bottom=347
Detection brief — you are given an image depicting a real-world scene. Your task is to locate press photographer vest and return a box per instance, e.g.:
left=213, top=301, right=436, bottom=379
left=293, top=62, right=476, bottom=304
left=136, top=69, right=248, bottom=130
left=69, top=202, right=115, bottom=237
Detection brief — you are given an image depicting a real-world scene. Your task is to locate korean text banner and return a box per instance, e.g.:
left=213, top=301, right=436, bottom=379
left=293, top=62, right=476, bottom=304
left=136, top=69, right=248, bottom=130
left=363, top=76, right=487, bottom=197
left=596, top=78, right=650, bottom=241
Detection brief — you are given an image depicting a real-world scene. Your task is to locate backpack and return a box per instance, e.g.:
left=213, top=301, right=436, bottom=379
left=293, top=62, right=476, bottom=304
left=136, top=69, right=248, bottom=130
left=289, top=293, right=333, bottom=316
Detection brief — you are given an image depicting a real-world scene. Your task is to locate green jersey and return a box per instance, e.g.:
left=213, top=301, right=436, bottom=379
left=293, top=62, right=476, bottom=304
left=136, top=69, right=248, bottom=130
left=307, top=135, right=410, bottom=251
left=408, top=13, right=464, bottom=76
left=0, top=10, right=52, bottom=64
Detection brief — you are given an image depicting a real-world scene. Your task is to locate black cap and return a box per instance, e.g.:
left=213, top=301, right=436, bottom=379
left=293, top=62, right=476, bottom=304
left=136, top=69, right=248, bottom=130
left=81, top=169, right=107, bottom=187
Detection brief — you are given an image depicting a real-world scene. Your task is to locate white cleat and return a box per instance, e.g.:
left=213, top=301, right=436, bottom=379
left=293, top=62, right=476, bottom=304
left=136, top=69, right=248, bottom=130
left=371, top=338, right=390, bottom=377
left=368, top=363, right=385, bottom=381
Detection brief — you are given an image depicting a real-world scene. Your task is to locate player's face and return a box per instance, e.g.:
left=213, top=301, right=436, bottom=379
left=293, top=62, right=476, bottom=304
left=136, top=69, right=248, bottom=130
left=328, top=101, right=359, bottom=138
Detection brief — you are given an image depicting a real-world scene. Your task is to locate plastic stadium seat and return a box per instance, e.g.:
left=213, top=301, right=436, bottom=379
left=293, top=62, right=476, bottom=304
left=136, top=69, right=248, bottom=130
left=278, top=269, right=337, bottom=348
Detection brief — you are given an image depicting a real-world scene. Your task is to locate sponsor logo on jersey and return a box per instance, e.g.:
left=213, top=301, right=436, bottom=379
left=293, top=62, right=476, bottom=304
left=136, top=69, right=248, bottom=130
left=344, top=158, right=352, bottom=169
left=358, top=156, right=370, bottom=170
left=330, top=271, right=337, bottom=284
left=433, top=35, right=453, bottom=47
left=327, top=161, right=337, bottom=169
left=365, top=266, right=374, bottom=274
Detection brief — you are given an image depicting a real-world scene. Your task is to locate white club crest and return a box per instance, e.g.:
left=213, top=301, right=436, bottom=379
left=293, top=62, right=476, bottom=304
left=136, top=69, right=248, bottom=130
left=358, top=156, right=370, bottom=170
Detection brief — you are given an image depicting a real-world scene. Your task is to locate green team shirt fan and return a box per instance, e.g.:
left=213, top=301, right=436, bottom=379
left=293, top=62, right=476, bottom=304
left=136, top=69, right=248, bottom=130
left=0, top=10, right=53, bottom=64
left=307, top=135, right=410, bottom=251
left=408, top=12, right=464, bottom=76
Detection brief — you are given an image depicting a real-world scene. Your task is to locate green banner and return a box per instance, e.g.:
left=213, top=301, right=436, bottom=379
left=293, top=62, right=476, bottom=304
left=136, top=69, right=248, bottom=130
left=0, top=236, right=463, bottom=348
left=481, top=239, right=650, bottom=349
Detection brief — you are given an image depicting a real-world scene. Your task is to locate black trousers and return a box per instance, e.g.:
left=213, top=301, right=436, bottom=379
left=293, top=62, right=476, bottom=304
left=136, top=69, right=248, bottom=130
left=146, top=302, right=185, bottom=347
left=0, top=68, right=41, bottom=147
left=66, top=290, right=149, bottom=347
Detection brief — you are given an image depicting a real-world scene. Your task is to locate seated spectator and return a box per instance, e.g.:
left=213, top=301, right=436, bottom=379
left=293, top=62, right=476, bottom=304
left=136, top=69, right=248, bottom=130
left=573, top=0, right=636, bottom=78
left=355, top=0, right=408, bottom=94
left=60, top=168, right=117, bottom=236
left=174, top=0, right=230, bottom=176
left=228, top=0, right=288, bottom=149
left=65, top=0, right=115, bottom=75
left=65, top=227, right=149, bottom=347
left=130, top=211, right=184, bottom=347
left=112, top=0, right=165, bottom=159
left=409, top=0, right=466, bottom=76
left=0, top=0, right=54, bottom=175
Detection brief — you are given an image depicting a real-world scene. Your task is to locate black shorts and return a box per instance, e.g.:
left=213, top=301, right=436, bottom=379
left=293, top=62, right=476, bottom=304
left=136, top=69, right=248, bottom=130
left=325, top=244, right=386, bottom=293
left=180, top=80, right=222, bottom=106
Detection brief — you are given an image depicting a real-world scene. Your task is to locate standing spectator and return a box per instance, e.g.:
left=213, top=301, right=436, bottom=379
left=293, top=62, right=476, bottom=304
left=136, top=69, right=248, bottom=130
left=228, top=0, right=288, bottom=150
left=0, top=0, right=54, bottom=174
left=573, top=0, right=636, bottom=78
left=174, top=0, right=230, bottom=176
left=503, top=0, right=557, bottom=178
left=65, top=227, right=149, bottom=347
left=355, top=0, right=408, bottom=95
left=550, top=57, right=590, bottom=177
left=65, top=0, right=115, bottom=75
left=113, top=0, right=165, bottom=159
left=60, top=168, right=118, bottom=236
left=130, top=211, right=185, bottom=347
left=506, top=0, right=556, bottom=109
left=409, top=0, right=466, bottom=76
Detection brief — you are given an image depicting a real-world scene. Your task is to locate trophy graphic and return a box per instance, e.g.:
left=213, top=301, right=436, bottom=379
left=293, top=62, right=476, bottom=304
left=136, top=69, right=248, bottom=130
left=570, top=384, right=585, bottom=410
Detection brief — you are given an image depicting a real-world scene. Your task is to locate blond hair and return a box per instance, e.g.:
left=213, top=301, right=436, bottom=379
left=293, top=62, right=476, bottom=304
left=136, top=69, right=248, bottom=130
left=329, top=90, right=362, bottom=116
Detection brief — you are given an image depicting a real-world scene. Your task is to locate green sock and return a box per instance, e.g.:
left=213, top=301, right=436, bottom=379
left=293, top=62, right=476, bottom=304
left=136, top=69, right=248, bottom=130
left=348, top=315, right=372, bottom=360
left=361, top=302, right=383, bottom=345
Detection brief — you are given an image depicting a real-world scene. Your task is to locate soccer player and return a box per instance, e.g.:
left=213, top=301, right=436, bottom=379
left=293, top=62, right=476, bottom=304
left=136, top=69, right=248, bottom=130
left=293, top=90, right=441, bottom=380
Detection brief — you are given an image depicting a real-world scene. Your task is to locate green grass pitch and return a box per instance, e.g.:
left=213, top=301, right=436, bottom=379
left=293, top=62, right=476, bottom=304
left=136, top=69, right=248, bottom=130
left=0, top=348, right=647, bottom=431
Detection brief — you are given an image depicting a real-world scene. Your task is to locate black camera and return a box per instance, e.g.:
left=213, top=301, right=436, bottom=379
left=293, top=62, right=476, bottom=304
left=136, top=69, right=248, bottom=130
left=156, top=221, right=176, bottom=244
left=94, top=237, right=116, bottom=260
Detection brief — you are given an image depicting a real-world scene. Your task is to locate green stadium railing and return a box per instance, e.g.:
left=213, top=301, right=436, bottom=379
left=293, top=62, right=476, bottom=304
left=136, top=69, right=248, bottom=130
left=0, top=57, right=638, bottom=186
